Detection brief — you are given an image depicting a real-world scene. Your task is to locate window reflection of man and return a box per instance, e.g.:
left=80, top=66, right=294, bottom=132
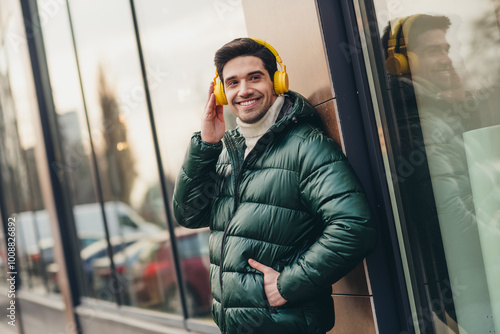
left=411, top=29, right=451, bottom=84
left=406, top=20, right=465, bottom=102
left=382, top=14, right=495, bottom=333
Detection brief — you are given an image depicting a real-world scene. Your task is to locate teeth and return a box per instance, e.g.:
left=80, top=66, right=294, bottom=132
left=240, top=100, right=256, bottom=106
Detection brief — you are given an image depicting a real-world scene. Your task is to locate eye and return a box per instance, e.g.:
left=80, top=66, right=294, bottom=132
left=250, top=75, right=261, bottom=81
left=227, top=80, right=237, bottom=87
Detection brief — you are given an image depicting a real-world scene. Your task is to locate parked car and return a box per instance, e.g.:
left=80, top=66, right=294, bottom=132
left=46, top=232, right=152, bottom=294
left=17, top=201, right=161, bottom=257
left=16, top=201, right=161, bottom=293
left=92, top=227, right=211, bottom=316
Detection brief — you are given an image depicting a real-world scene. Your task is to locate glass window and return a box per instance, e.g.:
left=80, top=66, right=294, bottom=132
left=354, top=0, right=500, bottom=332
left=37, top=0, right=115, bottom=299
left=132, top=0, right=247, bottom=321
left=55, top=0, right=173, bottom=311
left=0, top=0, right=59, bottom=294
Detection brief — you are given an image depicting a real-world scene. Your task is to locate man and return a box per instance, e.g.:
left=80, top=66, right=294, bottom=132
left=382, top=15, right=494, bottom=332
left=173, top=38, right=377, bottom=334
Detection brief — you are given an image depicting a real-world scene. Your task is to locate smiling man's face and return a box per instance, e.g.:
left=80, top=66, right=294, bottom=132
left=222, top=56, right=277, bottom=124
left=408, top=29, right=455, bottom=92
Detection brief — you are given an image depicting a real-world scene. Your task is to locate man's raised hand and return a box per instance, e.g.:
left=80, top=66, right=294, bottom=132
left=201, top=82, right=225, bottom=144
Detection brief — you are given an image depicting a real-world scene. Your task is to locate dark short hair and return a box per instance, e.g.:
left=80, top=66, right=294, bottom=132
left=381, top=14, right=451, bottom=58
left=214, top=38, right=278, bottom=84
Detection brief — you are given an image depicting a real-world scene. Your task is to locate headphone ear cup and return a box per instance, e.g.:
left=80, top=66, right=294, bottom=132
left=385, top=53, right=409, bottom=76
left=214, top=81, right=228, bottom=105
left=273, top=71, right=289, bottom=95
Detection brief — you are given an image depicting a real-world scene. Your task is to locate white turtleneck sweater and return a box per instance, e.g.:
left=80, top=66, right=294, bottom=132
left=236, top=95, right=285, bottom=158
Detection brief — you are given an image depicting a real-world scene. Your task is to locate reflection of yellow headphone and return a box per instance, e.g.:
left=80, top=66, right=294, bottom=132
left=385, top=14, right=420, bottom=75
left=213, top=38, right=289, bottom=105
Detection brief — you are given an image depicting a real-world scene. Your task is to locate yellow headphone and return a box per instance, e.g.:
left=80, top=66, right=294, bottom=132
left=213, top=38, right=289, bottom=105
left=385, top=14, right=421, bottom=76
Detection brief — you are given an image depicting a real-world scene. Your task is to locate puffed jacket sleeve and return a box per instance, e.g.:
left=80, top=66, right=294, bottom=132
left=276, top=131, right=378, bottom=302
left=173, top=132, right=223, bottom=229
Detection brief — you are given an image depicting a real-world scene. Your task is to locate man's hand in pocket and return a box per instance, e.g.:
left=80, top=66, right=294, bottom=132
left=248, top=259, right=288, bottom=307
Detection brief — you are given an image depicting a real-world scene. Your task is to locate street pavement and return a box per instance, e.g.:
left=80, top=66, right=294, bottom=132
left=1, top=300, right=20, bottom=334
left=0, top=320, right=19, bottom=334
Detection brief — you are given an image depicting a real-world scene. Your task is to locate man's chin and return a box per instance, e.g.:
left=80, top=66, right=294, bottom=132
left=239, top=116, right=262, bottom=124
left=238, top=110, right=266, bottom=124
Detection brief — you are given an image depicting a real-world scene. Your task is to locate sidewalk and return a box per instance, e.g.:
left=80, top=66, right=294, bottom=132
left=0, top=300, right=19, bottom=334
left=0, top=320, right=18, bottom=334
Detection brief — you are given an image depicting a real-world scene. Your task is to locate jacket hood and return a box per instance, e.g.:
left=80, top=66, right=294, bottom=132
left=275, top=90, right=320, bottom=127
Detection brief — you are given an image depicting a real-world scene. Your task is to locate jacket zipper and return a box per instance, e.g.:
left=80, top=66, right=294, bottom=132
left=218, top=118, right=295, bottom=332
left=219, top=135, right=244, bottom=333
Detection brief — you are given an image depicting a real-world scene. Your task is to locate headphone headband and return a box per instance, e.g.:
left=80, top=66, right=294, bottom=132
left=401, top=14, right=421, bottom=46
left=251, top=38, right=287, bottom=73
left=385, top=14, right=421, bottom=75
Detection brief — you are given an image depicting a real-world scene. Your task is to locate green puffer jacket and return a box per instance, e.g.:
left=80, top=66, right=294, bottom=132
left=173, top=91, right=377, bottom=334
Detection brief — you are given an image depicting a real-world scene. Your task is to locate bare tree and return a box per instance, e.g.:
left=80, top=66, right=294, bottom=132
left=97, top=65, right=137, bottom=204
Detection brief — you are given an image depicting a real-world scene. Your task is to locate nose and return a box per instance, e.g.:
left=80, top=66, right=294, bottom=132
left=238, top=80, right=253, bottom=97
left=440, top=53, right=452, bottom=66
left=438, top=47, right=452, bottom=66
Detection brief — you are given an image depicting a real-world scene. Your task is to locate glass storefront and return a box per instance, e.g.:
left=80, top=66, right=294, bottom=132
left=354, top=0, right=500, bottom=332
left=0, top=0, right=247, bottom=328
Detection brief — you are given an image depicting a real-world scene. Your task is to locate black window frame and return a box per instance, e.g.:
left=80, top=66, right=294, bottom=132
left=316, top=0, right=415, bottom=332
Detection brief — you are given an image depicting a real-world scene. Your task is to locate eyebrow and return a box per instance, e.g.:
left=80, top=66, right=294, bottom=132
left=224, top=70, right=265, bottom=85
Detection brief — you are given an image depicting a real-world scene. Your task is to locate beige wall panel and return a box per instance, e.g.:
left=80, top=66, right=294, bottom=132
left=332, top=261, right=370, bottom=296
left=242, top=0, right=334, bottom=105
left=328, top=295, right=377, bottom=334
left=315, top=99, right=341, bottom=146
